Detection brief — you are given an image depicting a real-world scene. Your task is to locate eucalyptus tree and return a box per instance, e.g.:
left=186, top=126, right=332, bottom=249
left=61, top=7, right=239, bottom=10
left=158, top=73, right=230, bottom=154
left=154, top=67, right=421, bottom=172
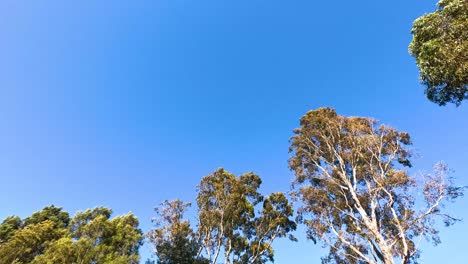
left=149, top=168, right=296, bottom=264
left=409, top=0, right=467, bottom=105
left=289, top=107, right=464, bottom=264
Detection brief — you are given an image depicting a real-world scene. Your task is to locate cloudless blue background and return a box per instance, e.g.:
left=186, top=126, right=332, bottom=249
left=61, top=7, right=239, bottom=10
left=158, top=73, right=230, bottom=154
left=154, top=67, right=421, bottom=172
left=0, top=0, right=467, bottom=263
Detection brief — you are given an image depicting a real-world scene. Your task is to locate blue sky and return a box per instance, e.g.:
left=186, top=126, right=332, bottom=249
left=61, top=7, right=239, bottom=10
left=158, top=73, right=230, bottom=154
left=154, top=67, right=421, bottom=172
left=0, top=0, right=467, bottom=263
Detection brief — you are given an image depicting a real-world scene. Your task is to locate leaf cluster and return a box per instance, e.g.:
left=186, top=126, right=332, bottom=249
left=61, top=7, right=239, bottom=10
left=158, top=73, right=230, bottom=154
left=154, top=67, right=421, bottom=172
left=409, top=0, right=468, bottom=105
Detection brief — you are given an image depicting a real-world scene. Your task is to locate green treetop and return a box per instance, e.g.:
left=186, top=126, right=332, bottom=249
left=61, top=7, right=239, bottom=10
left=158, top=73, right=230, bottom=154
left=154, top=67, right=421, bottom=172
left=409, top=0, right=467, bottom=105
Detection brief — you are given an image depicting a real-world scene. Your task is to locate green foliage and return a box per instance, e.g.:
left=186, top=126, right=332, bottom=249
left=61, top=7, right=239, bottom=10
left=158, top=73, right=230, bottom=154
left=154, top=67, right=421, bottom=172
left=0, top=206, right=142, bottom=264
left=409, top=0, right=467, bottom=105
left=0, top=220, right=65, bottom=264
left=154, top=236, right=209, bottom=264
left=0, top=216, right=22, bottom=242
left=0, top=206, right=70, bottom=263
left=150, top=168, right=296, bottom=264
left=23, top=205, right=70, bottom=229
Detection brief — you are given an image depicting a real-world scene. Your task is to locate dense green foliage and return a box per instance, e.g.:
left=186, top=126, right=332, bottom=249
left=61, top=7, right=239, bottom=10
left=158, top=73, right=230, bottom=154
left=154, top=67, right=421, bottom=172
left=409, top=0, right=467, bottom=105
left=0, top=206, right=143, bottom=264
left=0, top=216, right=22, bottom=243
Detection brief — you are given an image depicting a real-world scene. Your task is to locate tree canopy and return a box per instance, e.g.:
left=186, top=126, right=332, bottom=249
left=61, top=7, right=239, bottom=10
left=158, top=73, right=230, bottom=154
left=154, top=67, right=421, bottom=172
left=409, top=0, right=467, bottom=105
left=0, top=206, right=143, bottom=264
left=289, top=108, right=464, bottom=264
left=149, top=168, right=296, bottom=264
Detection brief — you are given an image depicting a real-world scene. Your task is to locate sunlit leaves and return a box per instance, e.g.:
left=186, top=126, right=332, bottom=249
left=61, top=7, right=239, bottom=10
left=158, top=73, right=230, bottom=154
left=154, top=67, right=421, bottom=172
left=409, top=0, right=467, bottom=105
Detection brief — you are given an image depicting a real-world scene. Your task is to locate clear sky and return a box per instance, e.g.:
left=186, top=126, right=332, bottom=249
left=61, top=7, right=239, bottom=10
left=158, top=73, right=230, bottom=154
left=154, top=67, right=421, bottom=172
left=0, top=0, right=466, bottom=263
